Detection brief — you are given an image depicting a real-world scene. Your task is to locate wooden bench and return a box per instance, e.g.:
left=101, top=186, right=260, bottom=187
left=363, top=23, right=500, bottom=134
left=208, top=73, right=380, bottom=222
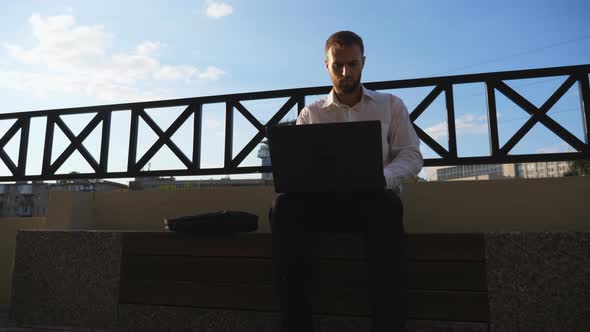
left=119, top=232, right=489, bottom=327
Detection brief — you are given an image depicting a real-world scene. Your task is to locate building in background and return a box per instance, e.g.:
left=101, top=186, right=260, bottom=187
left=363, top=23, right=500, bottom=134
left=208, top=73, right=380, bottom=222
left=257, top=139, right=272, bottom=181
left=0, top=179, right=127, bottom=218
left=428, top=161, right=572, bottom=181
left=0, top=182, right=47, bottom=217
left=50, top=179, right=128, bottom=192
left=129, top=176, right=265, bottom=191
left=514, top=161, right=572, bottom=179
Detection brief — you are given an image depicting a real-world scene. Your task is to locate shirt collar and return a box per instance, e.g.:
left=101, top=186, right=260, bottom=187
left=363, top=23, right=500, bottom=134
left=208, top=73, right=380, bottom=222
left=321, top=84, right=375, bottom=109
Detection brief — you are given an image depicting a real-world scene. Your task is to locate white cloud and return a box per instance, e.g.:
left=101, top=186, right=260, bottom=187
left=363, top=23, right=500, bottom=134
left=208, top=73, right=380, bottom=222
left=424, top=113, right=488, bottom=140
left=536, top=142, right=575, bottom=154
left=1, top=14, right=225, bottom=103
left=136, top=41, right=163, bottom=56
left=198, top=66, right=225, bottom=80
left=456, top=114, right=488, bottom=134
left=85, top=81, right=168, bottom=102
left=5, top=14, right=111, bottom=67
left=424, top=121, right=448, bottom=140
left=206, top=1, right=233, bottom=18
left=155, top=65, right=199, bottom=81
left=204, top=119, right=221, bottom=129
left=0, top=69, right=167, bottom=102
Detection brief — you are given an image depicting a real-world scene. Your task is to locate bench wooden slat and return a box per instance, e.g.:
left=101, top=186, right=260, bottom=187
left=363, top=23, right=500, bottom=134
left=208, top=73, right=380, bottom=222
left=122, top=232, right=485, bottom=261
left=121, top=255, right=487, bottom=291
left=119, top=280, right=489, bottom=321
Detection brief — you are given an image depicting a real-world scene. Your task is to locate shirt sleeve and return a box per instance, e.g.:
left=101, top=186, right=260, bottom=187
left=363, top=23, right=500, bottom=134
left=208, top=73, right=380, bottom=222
left=384, top=95, right=424, bottom=190
left=296, top=107, right=310, bottom=125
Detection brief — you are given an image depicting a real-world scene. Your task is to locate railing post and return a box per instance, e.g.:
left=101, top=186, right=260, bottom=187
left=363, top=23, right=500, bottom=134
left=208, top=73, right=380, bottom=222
left=445, top=84, right=457, bottom=159
left=486, top=81, right=500, bottom=156
left=578, top=73, right=590, bottom=146
left=17, top=116, right=30, bottom=179
left=297, top=95, right=306, bottom=116
left=100, top=111, right=111, bottom=175
left=224, top=102, right=234, bottom=169
left=128, top=109, right=140, bottom=174
left=42, top=114, right=55, bottom=176
left=193, top=104, right=203, bottom=170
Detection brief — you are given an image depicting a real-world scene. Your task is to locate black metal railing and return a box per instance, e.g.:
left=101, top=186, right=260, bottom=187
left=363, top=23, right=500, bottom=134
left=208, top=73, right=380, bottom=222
left=0, top=64, right=588, bottom=182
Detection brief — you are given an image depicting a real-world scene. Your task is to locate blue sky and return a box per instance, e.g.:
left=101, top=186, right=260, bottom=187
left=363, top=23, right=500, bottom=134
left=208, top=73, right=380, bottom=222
left=0, top=0, right=588, bottom=181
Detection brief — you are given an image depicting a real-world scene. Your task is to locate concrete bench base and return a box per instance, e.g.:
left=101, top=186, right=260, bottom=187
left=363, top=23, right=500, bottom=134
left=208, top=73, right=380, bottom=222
left=119, top=304, right=488, bottom=332
left=9, top=230, right=589, bottom=331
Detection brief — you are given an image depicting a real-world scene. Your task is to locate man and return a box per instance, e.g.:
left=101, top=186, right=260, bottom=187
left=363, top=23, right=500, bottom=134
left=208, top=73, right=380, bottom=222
left=270, top=31, right=423, bottom=332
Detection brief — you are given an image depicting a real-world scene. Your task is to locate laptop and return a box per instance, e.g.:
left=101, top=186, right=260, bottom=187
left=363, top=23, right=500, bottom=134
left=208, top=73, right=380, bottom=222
left=266, top=120, right=385, bottom=193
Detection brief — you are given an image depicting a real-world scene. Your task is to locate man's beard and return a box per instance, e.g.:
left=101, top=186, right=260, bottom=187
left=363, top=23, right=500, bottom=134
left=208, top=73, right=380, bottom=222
left=336, top=77, right=361, bottom=94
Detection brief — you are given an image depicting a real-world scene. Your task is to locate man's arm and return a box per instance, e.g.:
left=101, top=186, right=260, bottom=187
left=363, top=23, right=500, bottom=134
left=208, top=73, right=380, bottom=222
left=384, top=96, right=423, bottom=190
left=296, top=108, right=310, bottom=125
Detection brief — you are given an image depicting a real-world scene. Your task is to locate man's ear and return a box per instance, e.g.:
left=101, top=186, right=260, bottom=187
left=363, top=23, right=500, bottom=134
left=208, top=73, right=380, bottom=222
left=362, top=55, right=366, bottom=69
left=325, top=58, right=329, bottom=71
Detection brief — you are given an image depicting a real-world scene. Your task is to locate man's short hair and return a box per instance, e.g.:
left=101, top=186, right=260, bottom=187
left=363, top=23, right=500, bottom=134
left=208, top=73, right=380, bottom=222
left=325, top=31, right=364, bottom=56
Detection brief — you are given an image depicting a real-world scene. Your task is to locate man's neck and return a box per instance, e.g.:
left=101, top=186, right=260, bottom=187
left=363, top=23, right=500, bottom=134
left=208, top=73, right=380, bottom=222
left=333, top=86, right=363, bottom=107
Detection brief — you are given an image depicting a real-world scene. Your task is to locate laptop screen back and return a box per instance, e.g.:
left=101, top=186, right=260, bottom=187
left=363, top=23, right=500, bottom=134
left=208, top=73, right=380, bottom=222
left=266, top=121, right=385, bottom=193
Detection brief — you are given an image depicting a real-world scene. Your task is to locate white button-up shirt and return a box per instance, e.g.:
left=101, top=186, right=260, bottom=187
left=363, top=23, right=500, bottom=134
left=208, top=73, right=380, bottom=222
left=296, top=85, right=423, bottom=193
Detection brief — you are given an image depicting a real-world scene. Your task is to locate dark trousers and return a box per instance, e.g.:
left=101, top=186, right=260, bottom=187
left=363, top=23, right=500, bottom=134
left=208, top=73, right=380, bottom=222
left=270, top=190, right=407, bottom=332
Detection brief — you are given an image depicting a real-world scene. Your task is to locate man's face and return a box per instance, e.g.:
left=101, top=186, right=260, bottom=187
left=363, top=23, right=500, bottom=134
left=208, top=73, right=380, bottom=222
left=325, top=44, right=365, bottom=95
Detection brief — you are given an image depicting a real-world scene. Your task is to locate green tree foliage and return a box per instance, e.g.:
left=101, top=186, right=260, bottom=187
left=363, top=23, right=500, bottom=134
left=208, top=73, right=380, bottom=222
left=407, top=175, right=427, bottom=183
left=563, top=159, right=590, bottom=176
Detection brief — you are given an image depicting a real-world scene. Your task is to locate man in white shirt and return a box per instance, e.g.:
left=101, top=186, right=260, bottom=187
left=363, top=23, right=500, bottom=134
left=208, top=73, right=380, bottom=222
left=270, top=31, right=423, bottom=332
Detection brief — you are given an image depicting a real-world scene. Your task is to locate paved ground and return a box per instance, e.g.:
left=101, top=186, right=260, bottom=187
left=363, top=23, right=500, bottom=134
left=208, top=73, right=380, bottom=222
left=0, top=313, right=98, bottom=332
